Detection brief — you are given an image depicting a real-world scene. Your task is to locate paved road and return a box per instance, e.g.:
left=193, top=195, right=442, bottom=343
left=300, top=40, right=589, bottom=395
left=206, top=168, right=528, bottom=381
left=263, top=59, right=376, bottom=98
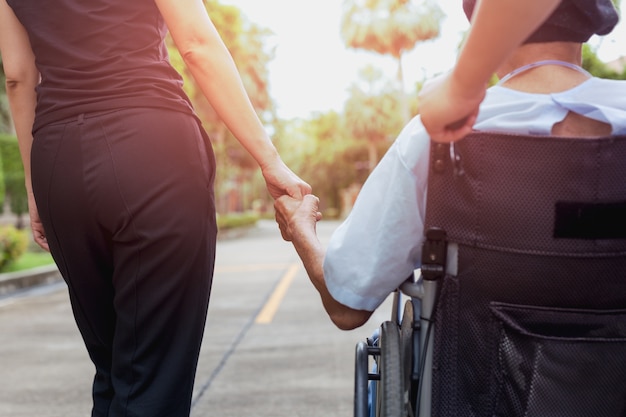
left=0, top=220, right=393, bottom=417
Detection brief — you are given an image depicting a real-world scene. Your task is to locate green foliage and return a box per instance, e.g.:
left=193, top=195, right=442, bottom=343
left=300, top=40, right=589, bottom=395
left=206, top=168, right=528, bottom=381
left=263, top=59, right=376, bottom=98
left=166, top=1, right=274, bottom=129
left=270, top=58, right=414, bottom=216
left=344, top=67, right=404, bottom=170
left=0, top=133, right=26, bottom=224
left=1, top=251, right=54, bottom=273
left=277, top=112, right=356, bottom=211
left=274, top=107, right=393, bottom=215
left=217, top=211, right=259, bottom=230
left=0, top=225, right=28, bottom=271
left=0, top=56, right=12, bottom=134
left=0, top=144, right=5, bottom=210
left=582, top=44, right=626, bottom=80
left=165, top=0, right=276, bottom=214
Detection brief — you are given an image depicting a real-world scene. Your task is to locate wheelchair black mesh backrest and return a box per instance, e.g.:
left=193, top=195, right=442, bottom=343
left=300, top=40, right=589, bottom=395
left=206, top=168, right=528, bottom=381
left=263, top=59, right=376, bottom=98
left=423, top=132, right=626, bottom=417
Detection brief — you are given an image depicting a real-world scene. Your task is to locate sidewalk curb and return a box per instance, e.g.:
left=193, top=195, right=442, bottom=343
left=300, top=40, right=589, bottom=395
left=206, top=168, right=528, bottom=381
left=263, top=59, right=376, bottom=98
left=0, top=264, right=62, bottom=296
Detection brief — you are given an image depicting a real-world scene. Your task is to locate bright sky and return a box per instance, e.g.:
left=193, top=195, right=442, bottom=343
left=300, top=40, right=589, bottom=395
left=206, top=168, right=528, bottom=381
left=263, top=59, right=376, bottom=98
left=221, top=0, right=626, bottom=120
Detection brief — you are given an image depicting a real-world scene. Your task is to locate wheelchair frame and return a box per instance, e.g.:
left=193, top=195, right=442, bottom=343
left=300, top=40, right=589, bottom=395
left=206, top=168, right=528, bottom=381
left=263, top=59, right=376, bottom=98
left=354, top=133, right=626, bottom=417
left=354, top=228, right=447, bottom=417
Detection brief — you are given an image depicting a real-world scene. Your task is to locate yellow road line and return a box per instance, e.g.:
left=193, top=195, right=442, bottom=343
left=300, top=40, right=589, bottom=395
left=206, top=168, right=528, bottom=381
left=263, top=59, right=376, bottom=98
left=255, top=262, right=300, bottom=324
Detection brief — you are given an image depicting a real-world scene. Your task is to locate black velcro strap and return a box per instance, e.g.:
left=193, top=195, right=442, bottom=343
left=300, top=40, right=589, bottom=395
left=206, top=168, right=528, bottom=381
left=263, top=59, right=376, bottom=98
left=554, top=201, right=626, bottom=239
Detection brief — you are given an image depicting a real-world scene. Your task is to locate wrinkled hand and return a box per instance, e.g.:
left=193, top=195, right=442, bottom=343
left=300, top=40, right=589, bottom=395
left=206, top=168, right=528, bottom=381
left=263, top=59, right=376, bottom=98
left=28, top=192, right=49, bottom=252
left=261, top=157, right=312, bottom=200
left=274, top=194, right=322, bottom=242
left=418, top=72, right=485, bottom=143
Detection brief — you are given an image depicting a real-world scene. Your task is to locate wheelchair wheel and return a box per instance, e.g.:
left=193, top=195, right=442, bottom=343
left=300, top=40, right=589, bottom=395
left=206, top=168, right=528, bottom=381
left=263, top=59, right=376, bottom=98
left=376, top=321, right=403, bottom=417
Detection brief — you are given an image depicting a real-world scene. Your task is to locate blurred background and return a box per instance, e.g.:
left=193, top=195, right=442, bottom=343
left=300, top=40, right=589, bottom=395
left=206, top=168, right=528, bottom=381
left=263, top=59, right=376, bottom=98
left=1, top=0, right=625, bottom=225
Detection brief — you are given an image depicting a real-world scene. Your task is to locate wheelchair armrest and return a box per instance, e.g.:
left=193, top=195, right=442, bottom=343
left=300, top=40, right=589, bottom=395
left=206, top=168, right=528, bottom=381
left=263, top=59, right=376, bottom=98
left=399, top=270, right=425, bottom=299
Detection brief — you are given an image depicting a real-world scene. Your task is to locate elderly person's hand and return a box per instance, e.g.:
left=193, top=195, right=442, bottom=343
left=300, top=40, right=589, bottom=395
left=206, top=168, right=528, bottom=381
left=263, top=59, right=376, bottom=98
left=418, top=71, right=483, bottom=143
left=274, top=194, right=322, bottom=242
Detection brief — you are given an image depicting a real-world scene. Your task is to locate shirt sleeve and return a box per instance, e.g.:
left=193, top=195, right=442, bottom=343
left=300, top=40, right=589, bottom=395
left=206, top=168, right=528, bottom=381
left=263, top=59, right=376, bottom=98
left=323, top=78, right=626, bottom=312
left=323, top=116, right=431, bottom=311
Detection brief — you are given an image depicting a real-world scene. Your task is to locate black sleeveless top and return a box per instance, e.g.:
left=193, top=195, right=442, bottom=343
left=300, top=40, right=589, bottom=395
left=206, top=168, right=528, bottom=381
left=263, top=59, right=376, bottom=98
left=7, top=0, right=196, bottom=133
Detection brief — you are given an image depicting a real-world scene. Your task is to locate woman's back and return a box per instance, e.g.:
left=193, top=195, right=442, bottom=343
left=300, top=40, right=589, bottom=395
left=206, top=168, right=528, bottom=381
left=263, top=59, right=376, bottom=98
left=7, top=0, right=194, bottom=132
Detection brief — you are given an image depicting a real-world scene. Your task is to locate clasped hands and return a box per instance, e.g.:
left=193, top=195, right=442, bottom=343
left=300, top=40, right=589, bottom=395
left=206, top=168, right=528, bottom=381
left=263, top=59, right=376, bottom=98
left=274, top=194, right=322, bottom=242
left=273, top=69, right=489, bottom=240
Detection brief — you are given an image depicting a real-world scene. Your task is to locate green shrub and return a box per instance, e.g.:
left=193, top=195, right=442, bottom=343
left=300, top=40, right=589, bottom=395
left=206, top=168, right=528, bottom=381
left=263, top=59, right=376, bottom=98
left=216, top=212, right=259, bottom=231
left=0, top=138, right=5, bottom=210
left=0, top=133, right=26, bottom=225
left=1, top=251, right=55, bottom=273
left=0, top=225, right=28, bottom=271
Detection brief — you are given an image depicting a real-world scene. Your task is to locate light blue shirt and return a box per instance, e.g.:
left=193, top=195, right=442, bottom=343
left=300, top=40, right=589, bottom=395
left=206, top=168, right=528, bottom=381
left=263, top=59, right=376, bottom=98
left=323, top=77, right=626, bottom=311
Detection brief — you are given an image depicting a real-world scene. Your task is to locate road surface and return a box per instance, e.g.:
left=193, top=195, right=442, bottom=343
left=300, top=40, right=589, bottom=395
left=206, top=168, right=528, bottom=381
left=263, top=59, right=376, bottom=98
left=0, top=220, right=393, bottom=417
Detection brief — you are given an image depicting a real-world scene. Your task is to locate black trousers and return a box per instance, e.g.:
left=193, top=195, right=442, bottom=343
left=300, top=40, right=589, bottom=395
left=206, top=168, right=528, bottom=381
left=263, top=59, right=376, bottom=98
left=31, top=108, right=217, bottom=417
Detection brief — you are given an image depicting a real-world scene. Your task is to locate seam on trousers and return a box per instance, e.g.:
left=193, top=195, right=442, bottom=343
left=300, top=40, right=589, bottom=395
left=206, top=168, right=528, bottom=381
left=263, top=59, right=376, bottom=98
left=97, top=118, right=143, bottom=415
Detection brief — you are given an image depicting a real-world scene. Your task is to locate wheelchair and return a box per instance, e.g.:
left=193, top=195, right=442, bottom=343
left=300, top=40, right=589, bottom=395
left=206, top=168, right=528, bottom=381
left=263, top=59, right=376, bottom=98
left=354, top=132, right=626, bottom=417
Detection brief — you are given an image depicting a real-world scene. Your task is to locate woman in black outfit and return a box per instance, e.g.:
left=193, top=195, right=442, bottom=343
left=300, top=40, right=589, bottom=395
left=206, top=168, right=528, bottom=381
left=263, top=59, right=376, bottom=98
left=0, top=0, right=310, bottom=415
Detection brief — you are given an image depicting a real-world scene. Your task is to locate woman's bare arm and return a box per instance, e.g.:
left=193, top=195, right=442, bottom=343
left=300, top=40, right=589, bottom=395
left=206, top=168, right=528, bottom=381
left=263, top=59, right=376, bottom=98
left=0, top=0, right=48, bottom=250
left=154, top=0, right=310, bottom=199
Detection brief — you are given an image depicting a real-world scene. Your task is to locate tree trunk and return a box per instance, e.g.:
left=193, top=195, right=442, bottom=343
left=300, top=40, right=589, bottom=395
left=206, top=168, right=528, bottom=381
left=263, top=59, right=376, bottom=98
left=368, top=139, right=378, bottom=173
left=396, top=53, right=410, bottom=124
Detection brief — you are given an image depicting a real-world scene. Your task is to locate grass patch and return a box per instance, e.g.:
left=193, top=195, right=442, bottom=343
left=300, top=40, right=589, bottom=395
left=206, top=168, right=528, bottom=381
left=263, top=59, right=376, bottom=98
left=1, top=251, right=55, bottom=273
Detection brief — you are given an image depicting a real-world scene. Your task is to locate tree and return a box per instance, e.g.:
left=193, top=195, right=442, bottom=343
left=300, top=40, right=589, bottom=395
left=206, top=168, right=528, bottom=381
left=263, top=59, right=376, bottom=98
left=344, top=66, right=404, bottom=171
left=274, top=110, right=368, bottom=217
left=166, top=0, right=276, bottom=213
left=341, top=0, right=444, bottom=122
left=166, top=1, right=274, bottom=141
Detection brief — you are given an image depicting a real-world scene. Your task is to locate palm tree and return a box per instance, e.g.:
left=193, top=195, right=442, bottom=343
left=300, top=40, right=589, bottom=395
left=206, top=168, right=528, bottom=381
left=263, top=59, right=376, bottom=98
left=341, top=0, right=444, bottom=122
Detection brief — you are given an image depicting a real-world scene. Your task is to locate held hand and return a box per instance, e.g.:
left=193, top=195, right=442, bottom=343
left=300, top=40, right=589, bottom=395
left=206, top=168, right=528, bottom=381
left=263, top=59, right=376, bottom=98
left=274, top=194, right=322, bottom=242
left=27, top=193, right=49, bottom=252
left=418, top=72, right=484, bottom=143
left=261, top=158, right=312, bottom=200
